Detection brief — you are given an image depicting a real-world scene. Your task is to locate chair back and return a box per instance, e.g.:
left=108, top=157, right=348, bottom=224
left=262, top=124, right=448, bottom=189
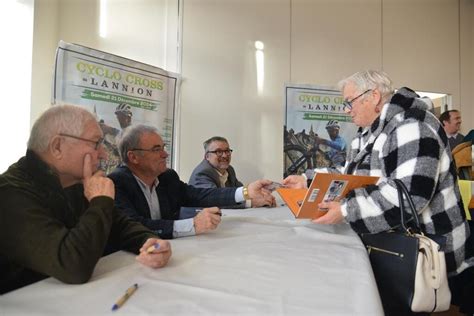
left=452, top=141, right=473, bottom=180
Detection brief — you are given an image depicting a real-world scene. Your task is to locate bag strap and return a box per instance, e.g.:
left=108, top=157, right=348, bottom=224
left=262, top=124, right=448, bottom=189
left=393, top=179, right=422, bottom=233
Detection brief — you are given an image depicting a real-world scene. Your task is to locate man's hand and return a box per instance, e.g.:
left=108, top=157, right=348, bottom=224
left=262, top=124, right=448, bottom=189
left=193, top=207, right=221, bottom=234
left=136, top=238, right=171, bottom=268
left=82, top=154, right=115, bottom=201
left=251, top=194, right=276, bottom=208
left=247, top=179, right=276, bottom=207
left=312, top=201, right=344, bottom=225
left=282, top=175, right=307, bottom=189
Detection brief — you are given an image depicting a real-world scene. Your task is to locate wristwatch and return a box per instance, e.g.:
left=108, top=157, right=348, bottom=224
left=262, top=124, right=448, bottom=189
left=243, top=185, right=251, bottom=200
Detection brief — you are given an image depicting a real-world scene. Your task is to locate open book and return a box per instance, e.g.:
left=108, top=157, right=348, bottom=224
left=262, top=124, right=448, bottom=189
left=277, top=173, right=379, bottom=219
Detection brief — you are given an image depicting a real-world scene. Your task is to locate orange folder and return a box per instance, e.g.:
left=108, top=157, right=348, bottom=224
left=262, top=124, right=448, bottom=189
left=278, top=173, right=379, bottom=219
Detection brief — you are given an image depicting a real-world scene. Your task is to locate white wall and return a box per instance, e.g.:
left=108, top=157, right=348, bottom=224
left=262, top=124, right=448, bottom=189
left=179, top=0, right=474, bottom=183
left=291, top=0, right=382, bottom=85
left=31, top=0, right=59, bottom=126
left=180, top=0, right=290, bottom=182
left=383, top=0, right=460, bottom=103
left=460, top=0, right=474, bottom=128
left=31, top=0, right=179, bottom=123
left=29, top=0, right=474, bottom=183
left=0, top=0, right=35, bottom=172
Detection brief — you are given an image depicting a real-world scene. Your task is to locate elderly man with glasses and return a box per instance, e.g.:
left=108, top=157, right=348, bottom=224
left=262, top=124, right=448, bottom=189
left=0, top=105, right=171, bottom=294
left=283, top=70, right=473, bottom=315
left=188, top=136, right=276, bottom=209
left=108, top=125, right=275, bottom=239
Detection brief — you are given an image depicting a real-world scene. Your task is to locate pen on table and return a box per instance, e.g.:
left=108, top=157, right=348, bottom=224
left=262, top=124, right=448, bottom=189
left=111, top=283, right=138, bottom=311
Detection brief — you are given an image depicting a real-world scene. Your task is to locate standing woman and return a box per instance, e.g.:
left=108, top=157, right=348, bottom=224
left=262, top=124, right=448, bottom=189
left=283, top=70, right=474, bottom=314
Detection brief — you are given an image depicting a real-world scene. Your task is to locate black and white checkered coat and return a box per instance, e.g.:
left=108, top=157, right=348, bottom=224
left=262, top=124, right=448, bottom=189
left=340, top=87, right=473, bottom=275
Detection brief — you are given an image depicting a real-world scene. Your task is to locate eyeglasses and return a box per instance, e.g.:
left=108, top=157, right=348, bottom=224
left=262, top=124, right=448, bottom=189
left=59, top=133, right=104, bottom=150
left=131, top=145, right=166, bottom=154
left=342, top=89, right=372, bottom=111
left=207, top=149, right=233, bottom=157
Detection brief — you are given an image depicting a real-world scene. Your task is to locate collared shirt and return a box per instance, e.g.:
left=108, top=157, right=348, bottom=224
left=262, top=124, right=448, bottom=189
left=133, top=175, right=160, bottom=219
left=446, top=133, right=464, bottom=150
left=214, top=169, right=249, bottom=207
left=132, top=174, right=195, bottom=238
left=215, top=169, right=229, bottom=188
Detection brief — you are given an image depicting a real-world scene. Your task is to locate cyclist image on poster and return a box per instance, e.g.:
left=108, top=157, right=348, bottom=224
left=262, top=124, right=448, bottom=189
left=98, top=103, right=134, bottom=174
left=283, top=85, right=357, bottom=177
left=283, top=125, right=333, bottom=177
left=283, top=121, right=348, bottom=177
left=314, top=120, right=347, bottom=167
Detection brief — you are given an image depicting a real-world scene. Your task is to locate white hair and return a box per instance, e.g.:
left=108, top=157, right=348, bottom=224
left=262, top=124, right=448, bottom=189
left=27, top=105, right=96, bottom=153
left=338, top=70, right=395, bottom=103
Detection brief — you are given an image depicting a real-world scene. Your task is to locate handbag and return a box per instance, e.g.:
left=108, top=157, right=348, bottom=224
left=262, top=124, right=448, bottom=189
left=359, top=179, right=451, bottom=314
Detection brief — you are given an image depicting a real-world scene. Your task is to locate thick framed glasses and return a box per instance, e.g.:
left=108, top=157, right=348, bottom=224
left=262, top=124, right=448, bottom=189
left=131, top=145, right=166, bottom=153
left=59, top=133, right=104, bottom=150
left=342, top=89, right=372, bottom=111
left=207, top=149, right=233, bottom=157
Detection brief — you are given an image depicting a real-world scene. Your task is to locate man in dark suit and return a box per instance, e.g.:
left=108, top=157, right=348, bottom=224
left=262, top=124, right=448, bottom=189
left=108, top=125, right=274, bottom=239
left=439, top=109, right=464, bottom=150
left=188, top=136, right=275, bottom=209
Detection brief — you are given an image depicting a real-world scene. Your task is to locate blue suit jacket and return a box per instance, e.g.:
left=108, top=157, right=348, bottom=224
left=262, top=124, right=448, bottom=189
left=108, top=165, right=237, bottom=239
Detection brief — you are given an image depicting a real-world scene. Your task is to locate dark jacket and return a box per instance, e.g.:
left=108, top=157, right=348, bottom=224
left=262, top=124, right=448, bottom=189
left=0, top=151, right=156, bottom=294
left=108, top=165, right=238, bottom=239
left=188, top=160, right=245, bottom=209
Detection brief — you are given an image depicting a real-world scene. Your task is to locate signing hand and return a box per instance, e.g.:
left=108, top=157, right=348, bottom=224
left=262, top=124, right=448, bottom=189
left=193, top=207, right=222, bottom=234
left=136, top=238, right=172, bottom=268
left=312, top=201, right=344, bottom=225
left=82, top=154, right=115, bottom=201
left=282, top=175, right=307, bottom=189
left=251, top=193, right=276, bottom=208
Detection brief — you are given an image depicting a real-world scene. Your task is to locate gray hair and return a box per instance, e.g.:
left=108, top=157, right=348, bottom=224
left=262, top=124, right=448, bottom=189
left=203, top=136, right=228, bottom=152
left=338, top=70, right=395, bottom=103
left=118, top=124, right=159, bottom=163
left=28, top=105, right=96, bottom=153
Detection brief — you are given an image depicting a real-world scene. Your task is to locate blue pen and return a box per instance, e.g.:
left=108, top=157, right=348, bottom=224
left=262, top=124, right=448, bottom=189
left=112, top=283, right=138, bottom=311
left=196, top=208, right=222, bottom=216
left=146, top=243, right=161, bottom=253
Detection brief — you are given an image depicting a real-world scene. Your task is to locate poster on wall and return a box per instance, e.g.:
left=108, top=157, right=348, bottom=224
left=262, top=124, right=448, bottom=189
left=53, top=40, right=179, bottom=174
left=284, top=84, right=357, bottom=177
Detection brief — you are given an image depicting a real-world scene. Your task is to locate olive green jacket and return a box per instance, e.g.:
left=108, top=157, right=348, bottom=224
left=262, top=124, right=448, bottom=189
left=0, top=150, right=157, bottom=294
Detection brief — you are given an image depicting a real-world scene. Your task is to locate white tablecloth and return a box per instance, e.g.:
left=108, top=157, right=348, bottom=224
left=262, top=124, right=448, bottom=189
left=0, top=207, right=383, bottom=315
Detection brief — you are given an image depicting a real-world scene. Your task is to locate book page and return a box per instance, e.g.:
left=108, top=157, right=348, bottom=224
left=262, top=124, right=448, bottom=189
left=297, top=173, right=379, bottom=219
